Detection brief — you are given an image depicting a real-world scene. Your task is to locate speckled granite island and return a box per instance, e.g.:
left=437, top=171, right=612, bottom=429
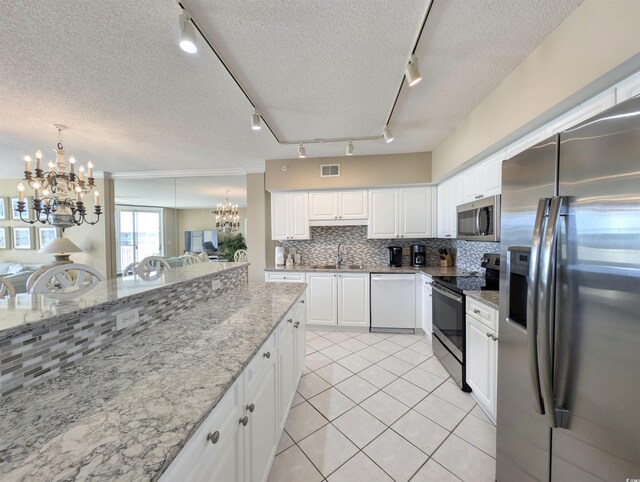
left=0, top=281, right=307, bottom=481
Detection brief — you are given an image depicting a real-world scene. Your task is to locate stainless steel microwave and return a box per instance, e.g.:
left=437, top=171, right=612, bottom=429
left=456, top=195, right=501, bottom=242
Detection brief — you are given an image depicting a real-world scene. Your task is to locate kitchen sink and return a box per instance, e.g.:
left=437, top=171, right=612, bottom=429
left=310, top=264, right=365, bottom=270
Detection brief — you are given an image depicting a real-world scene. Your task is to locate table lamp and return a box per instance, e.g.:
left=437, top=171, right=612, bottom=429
left=38, top=236, right=82, bottom=264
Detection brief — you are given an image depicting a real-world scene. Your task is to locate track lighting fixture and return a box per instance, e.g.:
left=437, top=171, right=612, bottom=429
left=346, top=141, right=354, bottom=156
left=383, top=127, right=394, bottom=143
left=179, top=13, right=197, bottom=54
left=405, top=55, right=422, bottom=86
left=298, top=144, right=306, bottom=158
left=251, top=109, right=262, bottom=130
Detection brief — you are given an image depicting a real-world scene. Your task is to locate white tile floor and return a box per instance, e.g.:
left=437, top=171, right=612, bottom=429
left=268, top=330, right=496, bottom=482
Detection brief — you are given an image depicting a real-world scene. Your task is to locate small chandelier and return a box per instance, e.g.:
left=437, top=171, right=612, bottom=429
left=215, top=190, right=240, bottom=233
left=17, top=124, right=102, bottom=229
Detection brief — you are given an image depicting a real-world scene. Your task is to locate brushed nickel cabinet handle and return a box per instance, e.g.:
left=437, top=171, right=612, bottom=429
left=473, top=309, right=481, bottom=314
left=294, top=321, right=300, bottom=328
left=246, top=403, right=255, bottom=413
left=207, top=431, right=220, bottom=444
left=263, top=351, right=271, bottom=359
left=287, top=318, right=293, bottom=323
left=239, top=416, right=249, bottom=426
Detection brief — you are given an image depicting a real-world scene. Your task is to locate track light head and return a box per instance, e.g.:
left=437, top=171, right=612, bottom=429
left=298, top=144, right=306, bottom=158
left=251, top=109, right=262, bottom=130
left=180, top=13, right=197, bottom=54
left=383, top=127, right=394, bottom=143
left=346, top=141, right=354, bottom=156
left=405, top=55, right=422, bottom=86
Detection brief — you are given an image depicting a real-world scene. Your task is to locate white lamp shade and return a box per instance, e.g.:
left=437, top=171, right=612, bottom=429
left=38, top=236, right=83, bottom=254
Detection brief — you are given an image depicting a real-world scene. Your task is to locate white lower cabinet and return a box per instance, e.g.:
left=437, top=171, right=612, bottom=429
left=421, top=275, right=433, bottom=340
left=465, top=299, right=498, bottom=422
left=161, top=295, right=306, bottom=482
left=306, top=272, right=370, bottom=328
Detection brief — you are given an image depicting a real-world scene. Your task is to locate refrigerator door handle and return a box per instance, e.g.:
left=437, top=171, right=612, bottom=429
left=527, top=198, right=549, bottom=416
left=537, top=196, right=567, bottom=429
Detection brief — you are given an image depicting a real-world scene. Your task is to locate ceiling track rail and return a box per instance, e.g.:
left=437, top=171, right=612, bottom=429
left=385, top=0, right=435, bottom=127
left=179, top=0, right=434, bottom=147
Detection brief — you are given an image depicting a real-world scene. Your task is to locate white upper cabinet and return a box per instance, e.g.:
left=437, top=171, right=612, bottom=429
left=461, top=152, right=505, bottom=202
left=368, top=187, right=435, bottom=239
left=437, top=175, right=462, bottom=239
left=400, top=187, right=436, bottom=238
left=308, top=190, right=368, bottom=222
left=338, top=190, right=368, bottom=219
left=368, top=189, right=399, bottom=238
left=616, top=71, right=640, bottom=104
left=271, top=192, right=310, bottom=240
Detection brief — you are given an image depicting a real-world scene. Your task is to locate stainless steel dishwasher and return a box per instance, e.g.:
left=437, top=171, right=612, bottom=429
left=370, top=274, right=416, bottom=333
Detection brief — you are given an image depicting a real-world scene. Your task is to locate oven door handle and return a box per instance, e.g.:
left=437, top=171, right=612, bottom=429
left=431, top=283, right=463, bottom=303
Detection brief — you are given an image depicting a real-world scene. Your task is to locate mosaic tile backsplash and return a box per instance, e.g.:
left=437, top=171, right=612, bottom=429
left=278, top=226, right=499, bottom=272
left=0, top=265, right=248, bottom=397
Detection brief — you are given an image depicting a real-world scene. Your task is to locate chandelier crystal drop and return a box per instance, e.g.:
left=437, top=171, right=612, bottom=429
left=215, top=191, right=240, bottom=233
left=17, top=125, right=102, bottom=229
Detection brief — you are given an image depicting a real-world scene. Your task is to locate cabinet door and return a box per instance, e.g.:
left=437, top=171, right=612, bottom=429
left=480, top=152, right=504, bottom=197
left=368, top=189, right=398, bottom=239
left=466, top=316, right=496, bottom=419
left=400, top=187, right=434, bottom=238
left=294, top=297, right=306, bottom=379
left=271, top=193, right=288, bottom=240
left=437, top=180, right=452, bottom=238
left=449, top=175, right=463, bottom=238
left=278, top=324, right=296, bottom=432
left=421, top=279, right=433, bottom=340
left=338, top=190, right=368, bottom=219
left=305, top=273, right=338, bottom=325
left=288, top=193, right=310, bottom=239
left=461, top=165, right=482, bottom=202
left=197, top=416, right=243, bottom=482
left=309, top=192, right=337, bottom=220
left=244, top=359, right=278, bottom=482
left=546, top=89, right=615, bottom=135
left=337, top=273, right=370, bottom=327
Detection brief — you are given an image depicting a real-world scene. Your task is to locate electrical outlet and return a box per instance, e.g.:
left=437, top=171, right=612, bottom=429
left=116, top=308, right=140, bottom=331
left=402, top=247, right=410, bottom=256
left=211, top=279, right=222, bottom=291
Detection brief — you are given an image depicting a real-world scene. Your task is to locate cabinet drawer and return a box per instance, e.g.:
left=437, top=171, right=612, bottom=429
left=160, top=377, right=243, bottom=481
left=466, top=298, right=498, bottom=332
left=277, top=308, right=296, bottom=337
left=265, top=272, right=305, bottom=283
left=244, top=332, right=276, bottom=392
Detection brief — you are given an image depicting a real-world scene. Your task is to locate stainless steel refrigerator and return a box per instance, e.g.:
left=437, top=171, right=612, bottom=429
left=497, top=96, right=640, bottom=481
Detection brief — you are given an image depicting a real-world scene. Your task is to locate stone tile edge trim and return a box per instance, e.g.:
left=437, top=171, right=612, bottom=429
left=0, top=265, right=248, bottom=397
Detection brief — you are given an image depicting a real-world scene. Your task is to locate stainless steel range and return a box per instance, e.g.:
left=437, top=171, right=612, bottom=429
left=431, top=253, right=500, bottom=391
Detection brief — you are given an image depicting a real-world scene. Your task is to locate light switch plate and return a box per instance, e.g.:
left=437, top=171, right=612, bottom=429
left=116, top=308, right=140, bottom=331
left=212, top=279, right=222, bottom=291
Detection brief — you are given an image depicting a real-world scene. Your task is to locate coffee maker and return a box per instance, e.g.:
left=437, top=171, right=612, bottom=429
left=386, top=246, right=403, bottom=267
left=411, top=244, right=426, bottom=267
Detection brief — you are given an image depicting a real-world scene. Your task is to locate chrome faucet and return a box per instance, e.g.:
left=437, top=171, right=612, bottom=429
left=336, top=243, right=346, bottom=267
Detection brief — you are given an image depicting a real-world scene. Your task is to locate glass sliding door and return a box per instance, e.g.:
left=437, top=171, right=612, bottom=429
left=116, top=207, right=163, bottom=274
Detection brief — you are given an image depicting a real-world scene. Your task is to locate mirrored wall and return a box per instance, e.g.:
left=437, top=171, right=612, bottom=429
left=113, top=176, right=247, bottom=274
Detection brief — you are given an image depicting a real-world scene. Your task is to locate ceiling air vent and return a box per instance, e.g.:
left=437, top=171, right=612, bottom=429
left=320, top=164, right=340, bottom=177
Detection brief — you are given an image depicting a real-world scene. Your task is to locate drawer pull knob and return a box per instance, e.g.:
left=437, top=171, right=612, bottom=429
left=294, top=321, right=300, bottom=328
left=486, top=332, right=492, bottom=338
left=287, top=318, right=293, bottom=323
left=239, top=416, right=249, bottom=426
left=207, top=431, right=220, bottom=444
left=473, top=309, right=481, bottom=314
left=263, top=351, right=271, bottom=359
left=300, top=300, right=305, bottom=304
left=246, top=403, right=255, bottom=413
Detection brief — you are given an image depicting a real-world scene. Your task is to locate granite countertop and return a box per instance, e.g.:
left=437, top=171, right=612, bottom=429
left=0, top=262, right=248, bottom=338
left=465, top=290, right=500, bottom=310
left=0, top=282, right=306, bottom=481
left=266, top=264, right=467, bottom=277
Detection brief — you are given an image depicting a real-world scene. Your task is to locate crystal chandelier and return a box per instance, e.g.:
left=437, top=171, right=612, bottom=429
left=17, top=125, right=102, bottom=229
left=215, top=191, right=240, bottom=233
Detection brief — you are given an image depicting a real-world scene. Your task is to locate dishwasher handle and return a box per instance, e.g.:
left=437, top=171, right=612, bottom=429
left=371, top=274, right=414, bottom=281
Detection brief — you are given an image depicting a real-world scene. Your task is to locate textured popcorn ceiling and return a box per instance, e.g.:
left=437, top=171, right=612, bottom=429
left=0, top=0, right=583, bottom=178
